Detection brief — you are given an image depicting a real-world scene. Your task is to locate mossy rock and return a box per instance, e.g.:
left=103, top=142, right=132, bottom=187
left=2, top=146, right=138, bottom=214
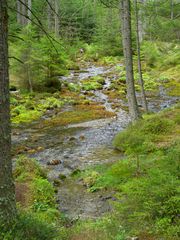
left=68, top=83, right=81, bottom=92
left=92, top=76, right=105, bottom=85
left=82, top=82, right=103, bottom=91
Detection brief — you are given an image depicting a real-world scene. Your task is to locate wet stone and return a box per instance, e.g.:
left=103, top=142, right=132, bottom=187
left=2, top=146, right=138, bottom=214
left=47, top=159, right=62, bottom=165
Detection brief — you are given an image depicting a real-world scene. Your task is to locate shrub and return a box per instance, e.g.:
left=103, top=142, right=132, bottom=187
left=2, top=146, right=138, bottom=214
left=141, top=41, right=161, bottom=67
left=30, top=178, right=55, bottom=211
left=9, top=26, right=69, bottom=92
left=0, top=212, right=58, bottom=240
left=143, top=116, right=174, bottom=134
left=113, top=111, right=175, bottom=155
left=14, top=156, right=47, bottom=182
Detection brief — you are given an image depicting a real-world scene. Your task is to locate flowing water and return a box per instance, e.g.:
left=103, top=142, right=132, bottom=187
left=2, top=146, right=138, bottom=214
left=12, top=63, right=179, bottom=220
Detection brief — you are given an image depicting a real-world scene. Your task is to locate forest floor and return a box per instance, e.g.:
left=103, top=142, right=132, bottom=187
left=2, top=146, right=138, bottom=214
left=11, top=61, right=180, bottom=239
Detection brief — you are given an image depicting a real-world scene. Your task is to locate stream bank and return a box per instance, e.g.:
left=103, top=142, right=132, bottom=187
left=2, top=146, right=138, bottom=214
left=12, top=62, right=180, bottom=220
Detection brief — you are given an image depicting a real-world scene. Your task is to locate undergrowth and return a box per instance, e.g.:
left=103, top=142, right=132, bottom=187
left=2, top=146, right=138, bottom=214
left=75, top=105, right=180, bottom=240
left=0, top=156, right=61, bottom=240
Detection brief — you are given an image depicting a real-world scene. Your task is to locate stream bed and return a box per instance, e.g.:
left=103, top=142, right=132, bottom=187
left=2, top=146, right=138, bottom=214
left=12, top=63, right=179, bottom=220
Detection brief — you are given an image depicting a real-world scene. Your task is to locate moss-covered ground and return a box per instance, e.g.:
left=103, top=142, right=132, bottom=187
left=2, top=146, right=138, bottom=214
left=5, top=40, right=180, bottom=240
left=68, top=104, right=180, bottom=240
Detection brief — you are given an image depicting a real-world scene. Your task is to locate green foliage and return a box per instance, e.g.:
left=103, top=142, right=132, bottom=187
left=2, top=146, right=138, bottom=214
left=67, top=82, right=81, bottom=92
left=114, top=145, right=180, bottom=237
left=30, top=178, right=55, bottom=211
left=144, top=0, right=180, bottom=42
left=141, top=41, right=161, bottom=67
left=11, top=93, right=65, bottom=124
left=82, top=81, right=103, bottom=91
left=113, top=110, right=176, bottom=155
left=14, top=156, right=47, bottom=182
left=2, top=155, right=61, bottom=240
left=9, top=26, right=69, bottom=91
left=143, top=116, right=174, bottom=134
left=66, top=216, right=127, bottom=240
left=82, top=171, right=100, bottom=189
left=81, top=76, right=105, bottom=91
left=0, top=212, right=58, bottom=240
left=82, top=106, right=180, bottom=239
left=89, top=161, right=136, bottom=192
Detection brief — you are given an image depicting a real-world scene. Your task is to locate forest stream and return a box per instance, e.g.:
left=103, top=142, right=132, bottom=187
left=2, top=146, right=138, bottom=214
left=12, top=63, right=179, bottom=221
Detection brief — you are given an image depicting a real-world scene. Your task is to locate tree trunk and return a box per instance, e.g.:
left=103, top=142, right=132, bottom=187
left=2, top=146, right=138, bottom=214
left=138, top=0, right=146, bottom=42
left=27, top=64, right=33, bottom=92
left=21, top=0, right=27, bottom=26
left=170, top=0, right=174, bottom=20
left=27, top=0, right=31, bottom=24
left=0, top=0, right=16, bottom=224
left=54, top=0, right=59, bottom=37
left=120, top=0, right=140, bottom=121
left=47, top=1, right=52, bottom=31
left=134, top=0, right=148, bottom=112
left=17, top=0, right=21, bottom=24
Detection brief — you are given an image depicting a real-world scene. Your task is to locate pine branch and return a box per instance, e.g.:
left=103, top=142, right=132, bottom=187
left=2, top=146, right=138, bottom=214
left=8, top=56, right=24, bottom=64
left=8, top=6, right=59, bottom=54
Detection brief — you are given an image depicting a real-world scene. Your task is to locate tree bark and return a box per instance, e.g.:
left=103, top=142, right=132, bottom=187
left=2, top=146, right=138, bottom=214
left=134, top=0, right=148, bottom=112
left=54, top=0, right=59, bottom=37
left=170, top=0, right=174, bottom=20
left=27, top=64, right=33, bottom=92
left=17, top=0, right=21, bottom=24
left=138, top=0, right=146, bottom=42
left=0, top=0, right=16, bottom=224
left=120, top=0, right=140, bottom=121
left=47, top=1, right=52, bottom=31
left=27, top=0, right=31, bottom=24
left=21, top=0, right=27, bottom=26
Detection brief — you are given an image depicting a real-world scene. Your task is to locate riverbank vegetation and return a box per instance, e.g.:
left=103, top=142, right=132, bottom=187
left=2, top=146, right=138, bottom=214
left=69, top=104, right=180, bottom=240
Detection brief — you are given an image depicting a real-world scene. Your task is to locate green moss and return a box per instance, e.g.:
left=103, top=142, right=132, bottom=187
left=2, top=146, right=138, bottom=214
left=67, top=82, right=81, bottom=92
left=80, top=75, right=107, bottom=91
left=82, top=82, right=103, bottom=91
left=11, top=93, right=66, bottom=125
left=91, top=75, right=105, bottom=85
left=43, top=104, right=115, bottom=127
left=12, top=109, right=42, bottom=124
left=113, top=106, right=179, bottom=155
left=166, top=79, right=180, bottom=97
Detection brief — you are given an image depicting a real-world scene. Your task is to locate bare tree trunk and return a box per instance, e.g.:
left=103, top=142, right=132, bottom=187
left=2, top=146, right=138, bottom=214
left=170, top=0, right=174, bottom=20
left=27, top=64, right=33, bottom=92
left=21, top=0, right=27, bottom=26
left=27, top=0, right=31, bottom=24
left=47, top=0, right=55, bottom=32
left=120, top=0, right=140, bottom=121
left=17, top=0, right=21, bottom=24
left=138, top=0, right=146, bottom=42
left=47, top=1, right=52, bottom=31
left=0, top=0, right=16, bottom=224
left=54, top=0, right=59, bottom=37
left=134, top=0, right=148, bottom=112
